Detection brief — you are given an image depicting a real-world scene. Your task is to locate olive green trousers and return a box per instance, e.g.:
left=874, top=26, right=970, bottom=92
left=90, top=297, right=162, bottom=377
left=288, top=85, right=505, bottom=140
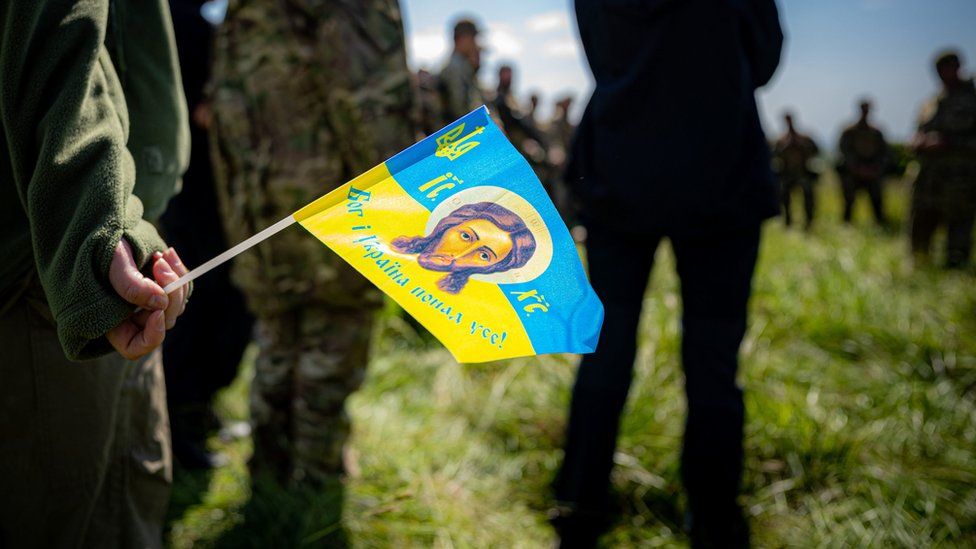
left=0, top=285, right=172, bottom=548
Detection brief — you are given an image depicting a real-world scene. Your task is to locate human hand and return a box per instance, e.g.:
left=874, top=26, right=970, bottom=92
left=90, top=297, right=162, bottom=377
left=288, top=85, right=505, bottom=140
left=192, top=102, right=212, bottom=130
left=106, top=240, right=168, bottom=359
left=105, top=243, right=191, bottom=359
left=912, top=131, right=947, bottom=152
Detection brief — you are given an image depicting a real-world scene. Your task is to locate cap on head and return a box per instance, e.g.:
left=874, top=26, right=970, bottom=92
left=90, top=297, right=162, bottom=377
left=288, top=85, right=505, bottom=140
left=934, top=49, right=961, bottom=71
left=453, top=18, right=479, bottom=41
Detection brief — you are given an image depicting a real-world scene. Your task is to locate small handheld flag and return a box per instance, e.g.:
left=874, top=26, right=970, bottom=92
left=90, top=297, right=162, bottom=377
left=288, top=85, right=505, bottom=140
left=164, top=106, right=603, bottom=362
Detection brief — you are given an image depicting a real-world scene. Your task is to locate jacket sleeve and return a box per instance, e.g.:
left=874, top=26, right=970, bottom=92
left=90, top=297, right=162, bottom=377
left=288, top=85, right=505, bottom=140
left=0, top=0, right=167, bottom=360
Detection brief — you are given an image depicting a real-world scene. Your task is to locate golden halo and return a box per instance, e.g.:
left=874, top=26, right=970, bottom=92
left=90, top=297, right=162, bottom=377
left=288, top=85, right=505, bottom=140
left=425, top=186, right=554, bottom=284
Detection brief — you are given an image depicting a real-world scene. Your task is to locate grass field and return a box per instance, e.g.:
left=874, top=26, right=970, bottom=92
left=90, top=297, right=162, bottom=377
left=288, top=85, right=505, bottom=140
left=166, top=175, right=976, bottom=548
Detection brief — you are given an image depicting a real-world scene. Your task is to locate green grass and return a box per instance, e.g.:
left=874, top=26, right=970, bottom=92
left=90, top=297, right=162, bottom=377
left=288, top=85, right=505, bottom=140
left=166, top=175, right=976, bottom=548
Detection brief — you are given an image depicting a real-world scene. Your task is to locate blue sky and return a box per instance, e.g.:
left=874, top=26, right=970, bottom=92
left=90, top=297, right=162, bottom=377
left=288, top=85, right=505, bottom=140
left=401, top=0, right=976, bottom=145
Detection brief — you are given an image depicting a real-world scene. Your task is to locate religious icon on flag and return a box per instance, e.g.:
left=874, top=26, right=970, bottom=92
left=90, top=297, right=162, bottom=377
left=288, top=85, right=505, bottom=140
left=165, top=106, right=603, bottom=362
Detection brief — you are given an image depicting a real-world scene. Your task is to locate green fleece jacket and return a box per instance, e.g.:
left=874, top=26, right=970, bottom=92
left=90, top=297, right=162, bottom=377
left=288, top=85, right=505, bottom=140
left=0, top=0, right=189, bottom=360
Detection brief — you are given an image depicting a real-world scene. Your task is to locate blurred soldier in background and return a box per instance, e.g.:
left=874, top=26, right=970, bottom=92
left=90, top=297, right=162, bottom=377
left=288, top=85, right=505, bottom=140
left=161, top=0, right=254, bottom=470
left=522, top=91, right=553, bottom=186
left=553, top=0, right=783, bottom=547
left=527, top=93, right=542, bottom=128
left=494, top=65, right=548, bottom=147
left=438, top=18, right=485, bottom=124
left=910, top=50, right=976, bottom=269
left=550, top=96, right=576, bottom=153
left=493, top=65, right=550, bottom=183
left=837, top=99, right=890, bottom=226
left=210, top=0, right=414, bottom=500
left=773, top=112, right=820, bottom=230
left=548, top=96, right=578, bottom=225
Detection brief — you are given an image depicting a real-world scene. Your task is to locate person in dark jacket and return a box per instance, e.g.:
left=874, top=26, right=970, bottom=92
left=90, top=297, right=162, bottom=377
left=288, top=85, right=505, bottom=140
left=160, top=0, right=254, bottom=470
left=0, top=1, right=191, bottom=545
left=773, top=112, right=820, bottom=229
left=552, top=1, right=783, bottom=547
left=837, top=99, right=890, bottom=226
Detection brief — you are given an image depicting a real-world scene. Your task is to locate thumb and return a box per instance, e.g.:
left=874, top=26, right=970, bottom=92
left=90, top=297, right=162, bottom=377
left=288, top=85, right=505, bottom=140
left=109, top=240, right=168, bottom=310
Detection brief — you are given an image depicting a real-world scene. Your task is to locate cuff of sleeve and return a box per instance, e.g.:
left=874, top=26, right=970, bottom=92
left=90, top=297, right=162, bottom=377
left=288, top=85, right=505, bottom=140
left=59, top=220, right=167, bottom=361
left=57, top=290, right=134, bottom=361
left=124, top=219, right=168, bottom=269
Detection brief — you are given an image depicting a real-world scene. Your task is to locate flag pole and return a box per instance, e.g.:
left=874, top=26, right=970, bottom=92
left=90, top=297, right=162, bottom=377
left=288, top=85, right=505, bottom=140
left=162, top=215, right=297, bottom=294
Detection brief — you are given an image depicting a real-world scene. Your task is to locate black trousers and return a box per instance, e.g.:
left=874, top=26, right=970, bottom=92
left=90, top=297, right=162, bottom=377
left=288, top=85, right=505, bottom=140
left=554, top=221, right=761, bottom=546
left=841, top=175, right=886, bottom=225
left=780, top=176, right=815, bottom=227
left=909, top=164, right=976, bottom=268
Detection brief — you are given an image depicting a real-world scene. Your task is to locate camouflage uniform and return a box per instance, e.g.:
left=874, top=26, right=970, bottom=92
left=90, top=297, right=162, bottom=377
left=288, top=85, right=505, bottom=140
left=210, top=0, right=414, bottom=486
left=838, top=121, right=889, bottom=225
left=910, top=79, right=976, bottom=267
left=437, top=51, right=485, bottom=124
left=773, top=131, right=820, bottom=228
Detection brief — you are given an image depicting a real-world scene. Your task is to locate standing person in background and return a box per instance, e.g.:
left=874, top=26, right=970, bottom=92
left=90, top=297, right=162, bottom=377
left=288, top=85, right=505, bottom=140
left=494, top=65, right=547, bottom=145
left=0, top=0, right=191, bottom=546
left=550, top=96, right=576, bottom=154
left=773, top=112, right=820, bottom=230
left=494, top=66, right=549, bottom=157
left=161, top=0, right=254, bottom=470
left=910, top=50, right=976, bottom=269
left=838, top=99, right=890, bottom=227
left=548, top=96, right=578, bottom=226
left=209, top=0, right=415, bottom=534
left=493, top=65, right=551, bottom=198
left=523, top=91, right=552, bottom=176
left=527, top=93, right=543, bottom=130
left=438, top=18, right=485, bottom=124
left=553, top=0, right=783, bottom=547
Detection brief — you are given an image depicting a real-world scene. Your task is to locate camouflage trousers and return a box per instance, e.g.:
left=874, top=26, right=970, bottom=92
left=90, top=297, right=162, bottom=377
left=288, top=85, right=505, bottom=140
left=248, top=301, right=375, bottom=486
left=210, top=0, right=414, bottom=487
left=910, top=158, right=976, bottom=267
left=206, top=178, right=383, bottom=486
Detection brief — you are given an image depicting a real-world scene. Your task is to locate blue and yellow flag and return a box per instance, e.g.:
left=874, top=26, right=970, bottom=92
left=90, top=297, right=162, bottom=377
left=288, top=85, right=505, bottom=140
left=292, top=106, right=603, bottom=363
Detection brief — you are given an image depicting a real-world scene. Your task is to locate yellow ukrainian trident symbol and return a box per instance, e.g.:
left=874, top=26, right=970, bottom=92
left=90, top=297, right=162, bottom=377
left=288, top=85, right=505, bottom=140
left=435, top=122, right=485, bottom=161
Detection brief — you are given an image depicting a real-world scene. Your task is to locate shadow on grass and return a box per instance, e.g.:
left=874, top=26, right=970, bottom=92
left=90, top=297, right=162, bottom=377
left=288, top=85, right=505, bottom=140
left=214, top=475, right=348, bottom=548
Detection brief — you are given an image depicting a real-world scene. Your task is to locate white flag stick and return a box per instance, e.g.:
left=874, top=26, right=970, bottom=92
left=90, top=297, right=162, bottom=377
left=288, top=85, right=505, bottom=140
left=162, top=215, right=297, bottom=294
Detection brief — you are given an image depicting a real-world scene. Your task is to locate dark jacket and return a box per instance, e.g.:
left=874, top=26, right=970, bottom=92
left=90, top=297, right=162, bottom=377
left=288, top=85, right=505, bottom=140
left=0, top=0, right=188, bottom=359
left=568, top=0, right=783, bottom=234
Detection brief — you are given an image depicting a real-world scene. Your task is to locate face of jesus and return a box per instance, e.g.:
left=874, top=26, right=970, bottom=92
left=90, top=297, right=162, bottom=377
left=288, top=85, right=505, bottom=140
left=423, top=219, right=514, bottom=270
left=390, top=201, right=537, bottom=294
